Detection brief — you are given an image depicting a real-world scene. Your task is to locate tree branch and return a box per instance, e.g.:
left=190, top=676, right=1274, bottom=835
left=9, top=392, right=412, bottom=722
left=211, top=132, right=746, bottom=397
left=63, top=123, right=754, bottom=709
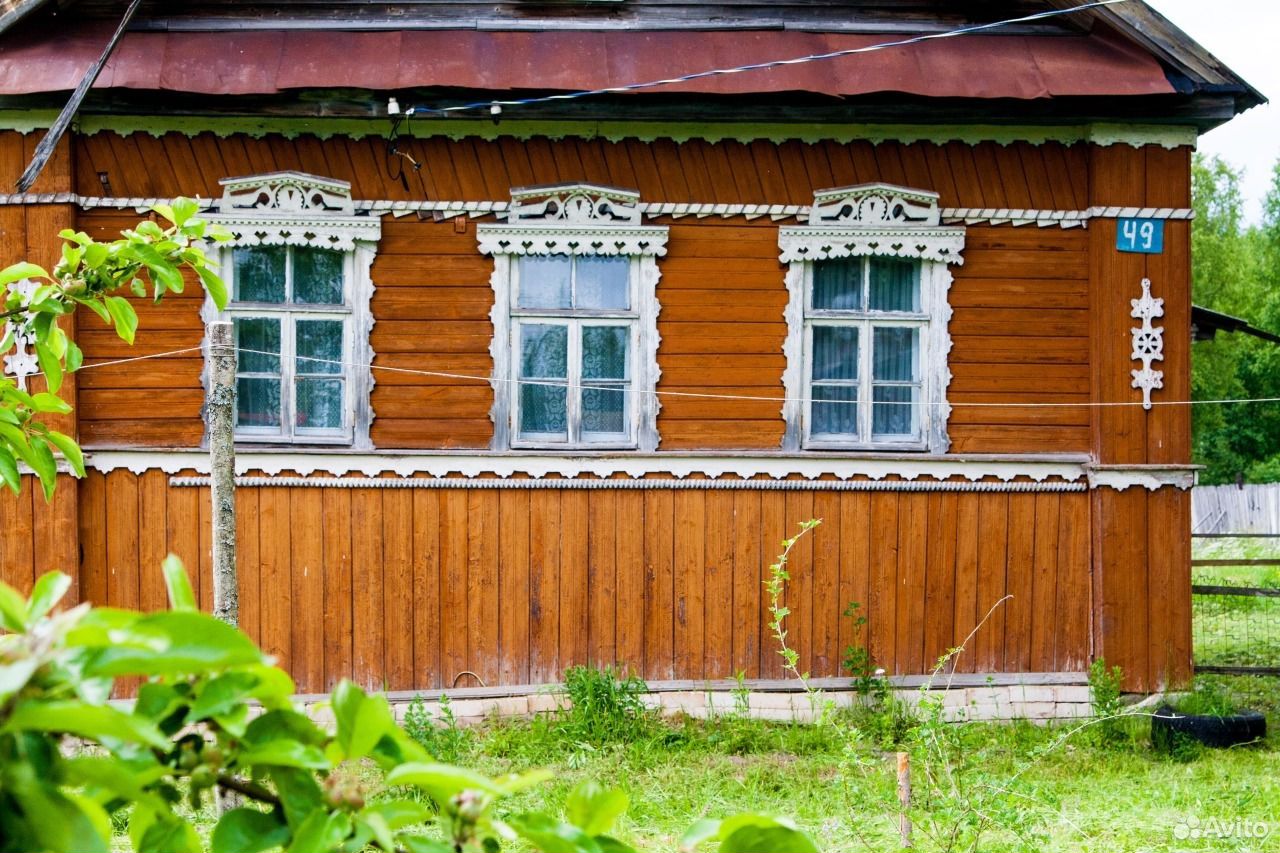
left=216, top=774, right=282, bottom=807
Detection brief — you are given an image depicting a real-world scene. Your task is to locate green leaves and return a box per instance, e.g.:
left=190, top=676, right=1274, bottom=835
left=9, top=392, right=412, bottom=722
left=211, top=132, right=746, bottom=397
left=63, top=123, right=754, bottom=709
left=161, top=554, right=197, bottom=611
left=211, top=809, right=291, bottom=853
left=198, top=263, right=229, bottom=311
left=566, top=781, right=629, bottom=837
left=26, top=570, right=70, bottom=622
left=103, top=295, right=138, bottom=344
left=0, top=261, right=49, bottom=287
left=679, top=815, right=820, bottom=853
left=2, top=701, right=169, bottom=750
left=79, top=610, right=265, bottom=677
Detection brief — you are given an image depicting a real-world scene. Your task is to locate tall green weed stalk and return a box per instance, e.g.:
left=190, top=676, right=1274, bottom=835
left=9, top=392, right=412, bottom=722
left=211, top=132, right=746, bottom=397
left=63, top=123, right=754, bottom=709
left=766, top=519, right=836, bottom=724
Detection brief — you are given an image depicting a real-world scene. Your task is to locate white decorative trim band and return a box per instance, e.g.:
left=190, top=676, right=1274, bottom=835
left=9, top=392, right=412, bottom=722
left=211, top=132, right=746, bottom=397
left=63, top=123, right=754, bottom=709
left=0, top=193, right=1194, bottom=230
left=85, top=450, right=1087, bottom=482
left=777, top=227, right=965, bottom=264
left=168, top=475, right=1083, bottom=493
left=1086, top=465, right=1198, bottom=491
left=476, top=225, right=669, bottom=257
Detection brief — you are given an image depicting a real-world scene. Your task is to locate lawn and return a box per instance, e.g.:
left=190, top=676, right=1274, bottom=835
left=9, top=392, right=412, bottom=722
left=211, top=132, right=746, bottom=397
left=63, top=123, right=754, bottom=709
left=1192, top=537, right=1280, bottom=670
left=361, top=673, right=1279, bottom=853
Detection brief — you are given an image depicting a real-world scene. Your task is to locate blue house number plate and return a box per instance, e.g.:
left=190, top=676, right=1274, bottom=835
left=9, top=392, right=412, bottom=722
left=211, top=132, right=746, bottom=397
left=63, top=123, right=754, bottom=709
left=1116, top=217, right=1164, bottom=254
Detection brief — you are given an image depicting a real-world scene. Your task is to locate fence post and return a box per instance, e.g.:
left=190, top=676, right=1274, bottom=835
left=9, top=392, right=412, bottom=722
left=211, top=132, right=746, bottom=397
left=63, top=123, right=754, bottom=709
left=208, top=320, right=238, bottom=627
left=897, top=751, right=913, bottom=848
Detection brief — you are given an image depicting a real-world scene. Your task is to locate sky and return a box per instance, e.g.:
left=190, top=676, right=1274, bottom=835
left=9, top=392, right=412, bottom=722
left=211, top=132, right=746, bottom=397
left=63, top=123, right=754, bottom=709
left=1146, top=0, right=1277, bottom=222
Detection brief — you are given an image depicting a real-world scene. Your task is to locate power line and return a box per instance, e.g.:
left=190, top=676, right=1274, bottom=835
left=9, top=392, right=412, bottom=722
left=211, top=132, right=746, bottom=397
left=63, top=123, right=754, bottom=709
left=405, top=0, right=1130, bottom=118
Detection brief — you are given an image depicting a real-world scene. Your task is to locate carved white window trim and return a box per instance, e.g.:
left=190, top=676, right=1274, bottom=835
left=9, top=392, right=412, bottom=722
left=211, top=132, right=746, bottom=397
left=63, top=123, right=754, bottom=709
left=2, top=278, right=39, bottom=391
left=1130, top=277, right=1164, bottom=410
left=201, top=172, right=381, bottom=449
left=478, top=184, right=667, bottom=452
left=778, top=183, right=965, bottom=453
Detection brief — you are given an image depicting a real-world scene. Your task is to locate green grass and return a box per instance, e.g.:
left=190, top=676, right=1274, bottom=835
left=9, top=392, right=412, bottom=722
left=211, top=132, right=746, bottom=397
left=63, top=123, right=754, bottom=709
left=387, top=680, right=1280, bottom=853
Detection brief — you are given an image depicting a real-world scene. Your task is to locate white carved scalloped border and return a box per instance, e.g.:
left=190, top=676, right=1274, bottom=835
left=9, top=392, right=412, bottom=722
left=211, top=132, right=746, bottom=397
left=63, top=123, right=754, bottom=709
left=476, top=225, right=670, bottom=257
left=777, top=227, right=966, bottom=265
left=1086, top=465, right=1197, bottom=491
left=209, top=216, right=381, bottom=252
left=84, top=449, right=1089, bottom=483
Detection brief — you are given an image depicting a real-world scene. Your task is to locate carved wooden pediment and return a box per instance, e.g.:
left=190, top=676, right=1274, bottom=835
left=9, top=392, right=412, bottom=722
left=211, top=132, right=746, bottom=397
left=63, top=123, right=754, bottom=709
left=808, top=182, right=942, bottom=227
left=507, top=182, right=643, bottom=225
left=217, top=171, right=355, bottom=215
left=208, top=171, right=379, bottom=251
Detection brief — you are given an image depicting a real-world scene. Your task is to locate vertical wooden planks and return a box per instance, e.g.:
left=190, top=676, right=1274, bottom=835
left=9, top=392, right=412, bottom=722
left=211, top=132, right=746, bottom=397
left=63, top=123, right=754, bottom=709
left=382, top=488, right=415, bottom=691
left=784, top=490, right=815, bottom=673
left=104, top=470, right=140, bottom=613
left=1056, top=492, right=1092, bottom=672
left=236, top=489, right=262, bottom=643
left=673, top=490, right=705, bottom=678
left=895, top=492, right=928, bottom=674
left=810, top=490, right=841, bottom=675
left=867, top=493, right=899, bottom=672
left=703, top=490, right=735, bottom=679
left=290, top=488, right=325, bottom=693
left=1003, top=495, right=1037, bottom=672
left=731, top=489, right=762, bottom=678
left=498, top=489, right=531, bottom=685
left=463, top=489, right=496, bottom=681
left=78, top=473, right=107, bottom=606
left=923, top=492, right=957, bottom=670
left=0, top=478, right=35, bottom=595
left=350, top=488, right=384, bottom=689
left=974, top=493, right=1008, bottom=672
left=758, top=491, right=787, bottom=678
left=587, top=489, right=617, bottom=668
left=257, top=487, right=293, bottom=679
left=559, top=490, right=589, bottom=674
left=837, top=492, right=871, bottom=674
left=952, top=493, right=980, bottom=673
left=137, top=470, right=169, bottom=613
left=528, top=489, right=561, bottom=683
left=1148, top=488, right=1192, bottom=688
left=439, top=490, right=470, bottom=686
left=614, top=490, right=645, bottom=674
left=323, top=488, right=354, bottom=689
left=1030, top=493, right=1061, bottom=673
left=642, top=489, right=674, bottom=680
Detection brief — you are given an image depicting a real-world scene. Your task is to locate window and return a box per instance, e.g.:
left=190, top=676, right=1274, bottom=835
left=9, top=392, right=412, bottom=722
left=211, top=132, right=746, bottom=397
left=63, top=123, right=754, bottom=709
left=228, top=246, right=353, bottom=441
left=478, top=183, right=668, bottom=451
left=778, top=183, right=965, bottom=452
left=513, top=255, right=636, bottom=445
left=204, top=172, right=380, bottom=447
left=804, top=256, right=925, bottom=444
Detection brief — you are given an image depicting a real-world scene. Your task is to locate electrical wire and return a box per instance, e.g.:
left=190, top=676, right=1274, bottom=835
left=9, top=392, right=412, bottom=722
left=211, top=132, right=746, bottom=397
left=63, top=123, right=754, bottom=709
left=207, top=345, right=1280, bottom=410
left=405, top=0, right=1130, bottom=118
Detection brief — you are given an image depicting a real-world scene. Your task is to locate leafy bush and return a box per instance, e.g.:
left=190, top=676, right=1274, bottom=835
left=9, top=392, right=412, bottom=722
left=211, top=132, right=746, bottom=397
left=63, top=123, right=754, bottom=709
left=402, top=694, right=473, bottom=765
left=557, top=665, right=655, bottom=745
left=0, top=561, right=820, bottom=853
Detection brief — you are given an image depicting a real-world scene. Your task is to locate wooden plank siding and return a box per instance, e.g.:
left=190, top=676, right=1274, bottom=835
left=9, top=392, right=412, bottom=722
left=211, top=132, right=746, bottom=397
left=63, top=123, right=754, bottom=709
left=72, top=470, right=1094, bottom=692
left=74, top=214, right=1092, bottom=454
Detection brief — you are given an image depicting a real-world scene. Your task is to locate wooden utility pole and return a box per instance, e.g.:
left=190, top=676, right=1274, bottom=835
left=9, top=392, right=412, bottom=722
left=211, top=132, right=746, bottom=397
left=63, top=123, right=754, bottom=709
left=208, top=321, right=238, bottom=626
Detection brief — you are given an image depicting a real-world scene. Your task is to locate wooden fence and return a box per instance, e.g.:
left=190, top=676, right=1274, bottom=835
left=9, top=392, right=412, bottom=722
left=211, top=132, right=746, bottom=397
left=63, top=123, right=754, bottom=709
left=1192, top=484, right=1280, bottom=535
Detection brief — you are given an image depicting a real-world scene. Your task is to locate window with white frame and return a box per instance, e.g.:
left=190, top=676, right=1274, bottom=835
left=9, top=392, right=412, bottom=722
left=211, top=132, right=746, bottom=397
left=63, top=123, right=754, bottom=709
left=204, top=171, right=381, bottom=447
left=778, top=183, right=965, bottom=452
left=478, top=184, right=668, bottom=451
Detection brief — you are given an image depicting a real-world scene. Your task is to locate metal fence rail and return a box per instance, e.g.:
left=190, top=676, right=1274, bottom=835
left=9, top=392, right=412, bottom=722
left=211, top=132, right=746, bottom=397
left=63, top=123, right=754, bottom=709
left=1191, top=534, right=1280, bottom=675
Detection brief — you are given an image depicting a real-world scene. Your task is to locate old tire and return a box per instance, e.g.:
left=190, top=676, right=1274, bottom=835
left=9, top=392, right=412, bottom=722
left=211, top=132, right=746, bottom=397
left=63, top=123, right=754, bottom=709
left=1151, top=705, right=1267, bottom=750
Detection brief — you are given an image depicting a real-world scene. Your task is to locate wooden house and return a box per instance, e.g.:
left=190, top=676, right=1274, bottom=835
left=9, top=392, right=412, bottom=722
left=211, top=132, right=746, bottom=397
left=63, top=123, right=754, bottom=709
left=0, top=1, right=1261, bottom=694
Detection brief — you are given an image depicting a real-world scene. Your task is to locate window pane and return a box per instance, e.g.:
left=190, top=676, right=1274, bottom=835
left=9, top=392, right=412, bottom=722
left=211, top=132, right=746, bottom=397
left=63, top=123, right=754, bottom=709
left=237, top=377, right=281, bottom=428
left=811, top=385, right=858, bottom=437
left=812, top=258, right=863, bottom=310
left=812, top=325, right=858, bottom=381
left=233, top=247, right=286, bottom=303
left=296, top=378, right=344, bottom=430
left=575, top=256, right=629, bottom=310
left=872, top=327, right=919, bottom=381
left=872, top=385, right=919, bottom=438
left=234, top=317, right=281, bottom=374
left=868, top=258, right=920, bottom=312
left=293, top=247, right=345, bottom=305
left=296, top=319, right=344, bottom=375
left=518, top=255, right=572, bottom=309
left=520, top=384, right=568, bottom=438
left=582, top=325, right=628, bottom=380
left=519, top=323, right=568, bottom=378
left=582, top=384, right=626, bottom=437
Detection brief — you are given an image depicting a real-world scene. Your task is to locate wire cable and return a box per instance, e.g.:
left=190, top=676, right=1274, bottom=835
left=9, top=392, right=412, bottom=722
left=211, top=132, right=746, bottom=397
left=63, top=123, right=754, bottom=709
left=406, top=0, right=1130, bottom=118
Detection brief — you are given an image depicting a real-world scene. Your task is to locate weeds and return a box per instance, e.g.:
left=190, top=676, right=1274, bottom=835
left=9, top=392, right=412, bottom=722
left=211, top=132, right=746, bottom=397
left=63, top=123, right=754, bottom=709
left=766, top=519, right=836, bottom=723
left=402, top=693, right=473, bottom=763
left=558, top=664, right=655, bottom=745
left=1087, top=658, right=1126, bottom=746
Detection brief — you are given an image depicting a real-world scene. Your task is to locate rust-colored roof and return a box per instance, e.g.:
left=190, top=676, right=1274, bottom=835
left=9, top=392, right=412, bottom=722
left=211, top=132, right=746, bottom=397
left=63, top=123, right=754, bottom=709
left=0, top=22, right=1173, bottom=99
